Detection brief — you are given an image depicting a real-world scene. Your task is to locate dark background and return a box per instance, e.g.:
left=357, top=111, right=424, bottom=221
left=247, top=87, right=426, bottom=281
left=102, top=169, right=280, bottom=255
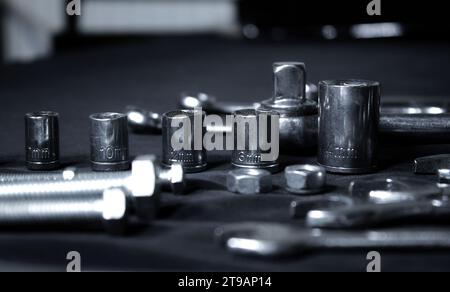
left=0, top=0, right=450, bottom=272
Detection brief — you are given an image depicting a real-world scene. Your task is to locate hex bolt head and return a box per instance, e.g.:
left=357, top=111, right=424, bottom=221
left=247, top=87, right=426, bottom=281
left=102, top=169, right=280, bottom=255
left=226, top=169, right=272, bottom=195
left=284, top=165, right=326, bottom=195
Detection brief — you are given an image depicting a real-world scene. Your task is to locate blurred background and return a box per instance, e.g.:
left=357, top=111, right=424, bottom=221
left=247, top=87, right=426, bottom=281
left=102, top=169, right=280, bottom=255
left=1, top=0, right=449, bottom=63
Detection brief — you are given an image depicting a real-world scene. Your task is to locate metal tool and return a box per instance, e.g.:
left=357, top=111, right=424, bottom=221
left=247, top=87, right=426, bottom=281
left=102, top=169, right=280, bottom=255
left=180, top=92, right=262, bottom=115
left=231, top=109, right=280, bottom=173
left=284, top=164, right=326, bottom=195
left=0, top=164, right=184, bottom=194
left=216, top=222, right=450, bottom=257
left=414, top=155, right=450, bottom=174
left=25, top=111, right=60, bottom=171
left=176, top=62, right=320, bottom=151
left=179, top=84, right=318, bottom=114
left=318, top=80, right=380, bottom=174
left=90, top=112, right=130, bottom=172
left=380, top=114, right=450, bottom=141
left=291, top=176, right=445, bottom=229
left=258, top=62, right=318, bottom=151
left=125, top=106, right=162, bottom=133
left=181, top=91, right=449, bottom=116
left=129, top=102, right=450, bottom=150
left=0, top=168, right=78, bottom=183
left=0, top=188, right=132, bottom=235
left=227, top=169, right=272, bottom=195
left=438, top=169, right=450, bottom=195
left=162, top=109, right=207, bottom=173
left=0, top=156, right=184, bottom=219
left=381, top=103, right=449, bottom=115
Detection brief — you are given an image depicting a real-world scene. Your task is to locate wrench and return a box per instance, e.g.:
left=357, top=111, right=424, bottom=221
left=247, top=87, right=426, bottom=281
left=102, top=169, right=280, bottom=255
left=216, top=222, right=450, bottom=257
left=414, top=155, right=450, bottom=175
left=290, top=176, right=448, bottom=229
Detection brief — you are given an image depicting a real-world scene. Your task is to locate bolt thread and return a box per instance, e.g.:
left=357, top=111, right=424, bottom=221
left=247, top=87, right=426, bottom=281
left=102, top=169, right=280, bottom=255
left=0, top=171, right=66, bottom=183
left=0, top=196, right=104, bottom=225
left=0, top=171, right=130, bottom=198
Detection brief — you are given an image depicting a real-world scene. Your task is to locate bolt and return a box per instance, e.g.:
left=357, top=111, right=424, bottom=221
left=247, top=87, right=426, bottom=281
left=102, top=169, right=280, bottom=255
left=0, top=168, right=78, bottom=183
left=0, top=187, right=131, bottom=235
left=0, top=155, right=185, bottom=220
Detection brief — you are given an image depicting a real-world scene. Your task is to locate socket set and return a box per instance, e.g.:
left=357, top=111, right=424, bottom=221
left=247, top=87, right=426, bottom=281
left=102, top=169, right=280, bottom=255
left=2, top=61, right=450, bottom=254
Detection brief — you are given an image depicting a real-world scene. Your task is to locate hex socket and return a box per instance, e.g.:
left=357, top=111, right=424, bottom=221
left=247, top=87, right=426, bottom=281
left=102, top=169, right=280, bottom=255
left=162, top=110, right=207, bottom=173
left=25, top=111, right=60, bottom=170
left=231, top=109, right=280, bottom=173
left=318, top=80, right=380, bottom=174
left=90, top=112, right=130, bottom=172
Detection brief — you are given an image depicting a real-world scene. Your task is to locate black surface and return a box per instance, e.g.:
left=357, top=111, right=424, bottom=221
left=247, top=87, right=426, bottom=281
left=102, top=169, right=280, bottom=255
left=1, top=36, right=450, bottom=271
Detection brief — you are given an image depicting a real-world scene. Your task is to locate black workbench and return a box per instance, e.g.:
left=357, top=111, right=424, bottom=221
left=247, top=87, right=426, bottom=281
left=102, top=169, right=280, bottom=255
left=1, top=36, right=450, bottom=271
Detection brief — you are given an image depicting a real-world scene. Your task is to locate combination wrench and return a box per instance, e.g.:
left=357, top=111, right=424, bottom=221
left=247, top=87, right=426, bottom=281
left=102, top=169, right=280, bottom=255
left=215, top=222, right=450, bottom=257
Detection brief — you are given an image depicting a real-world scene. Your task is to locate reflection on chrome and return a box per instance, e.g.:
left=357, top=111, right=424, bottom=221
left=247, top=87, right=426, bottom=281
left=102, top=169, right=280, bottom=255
left=227, top=238, right=277, bottom=255
left=381, top=106, right=448, bottom=115
left=351, top=22, right=404, bottom=39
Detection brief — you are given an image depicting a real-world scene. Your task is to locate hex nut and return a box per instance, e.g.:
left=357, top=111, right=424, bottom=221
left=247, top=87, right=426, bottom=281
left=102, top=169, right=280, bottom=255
left=284, top=165, right=326, bottom=195
left=126, top=155, right=160, bottom=221
left=227, top=169, right=272, bottom=195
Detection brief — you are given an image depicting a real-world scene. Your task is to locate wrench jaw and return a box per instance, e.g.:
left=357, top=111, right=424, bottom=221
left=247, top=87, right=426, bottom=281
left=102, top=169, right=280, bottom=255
left=349, top=176, right=442, bottom=203
left=414, top=155, right=450, bottom=175
left=214, top=223, right=308, bottom=258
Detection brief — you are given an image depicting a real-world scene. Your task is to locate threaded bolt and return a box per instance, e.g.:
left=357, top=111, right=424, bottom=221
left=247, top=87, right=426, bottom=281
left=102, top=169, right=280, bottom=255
left=0, top=188, right=130, bottom=234
left=0, top=155, right=185, bottom=221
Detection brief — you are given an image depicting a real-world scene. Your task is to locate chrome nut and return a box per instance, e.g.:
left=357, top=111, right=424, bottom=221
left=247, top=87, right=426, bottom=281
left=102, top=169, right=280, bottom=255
left=126, top=155, right=160, bottom=221
left=284, top=165, right=326, bottom=195
left=227, top=169, right=272, bottom=195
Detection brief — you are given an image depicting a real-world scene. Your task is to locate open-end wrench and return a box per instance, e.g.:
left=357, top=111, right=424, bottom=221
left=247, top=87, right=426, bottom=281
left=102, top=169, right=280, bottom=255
left=215, top=222, right=450, bottom=257
left=290, top=176, right=448, bottom=229
left=414, top=155, right=450, bottom=174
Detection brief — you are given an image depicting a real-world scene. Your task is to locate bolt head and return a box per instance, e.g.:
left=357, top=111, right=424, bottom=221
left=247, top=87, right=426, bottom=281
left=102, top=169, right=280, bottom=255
left=102, top=188, right=129, bottom=235
left=284, top=165, right=326, bottom=194
left=227, top=169, right=272, bottom=195
left=126, top=155, right=160, bottom=221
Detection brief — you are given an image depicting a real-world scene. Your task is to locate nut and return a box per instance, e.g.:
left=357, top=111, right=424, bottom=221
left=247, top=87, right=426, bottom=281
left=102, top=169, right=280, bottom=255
left=284, top=165, right=326, bottom=195
left=125, top=155, right=160, bottom=221
left=227, top=169, right=272, bottom=195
